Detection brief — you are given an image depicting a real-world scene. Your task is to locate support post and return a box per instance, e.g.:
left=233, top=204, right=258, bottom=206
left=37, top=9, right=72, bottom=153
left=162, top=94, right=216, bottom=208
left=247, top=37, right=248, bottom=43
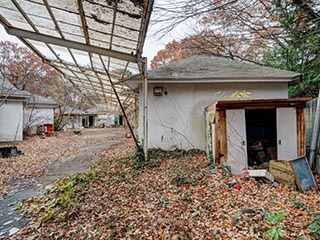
left=141, top=57, right=148, bottom=160
left=309, top=89, right=320, bottom=172
left=105, top=71, right=139, bottom=147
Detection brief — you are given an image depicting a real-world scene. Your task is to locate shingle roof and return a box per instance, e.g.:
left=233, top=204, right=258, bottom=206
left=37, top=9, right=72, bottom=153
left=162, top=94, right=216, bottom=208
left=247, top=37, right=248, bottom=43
left=125, top=55, right=301, bottom=89
left=0, top=76, right=30, bottom=99
left=85, top=107, right=113, bottom=114
left=27, top=93, right=57, bottom=107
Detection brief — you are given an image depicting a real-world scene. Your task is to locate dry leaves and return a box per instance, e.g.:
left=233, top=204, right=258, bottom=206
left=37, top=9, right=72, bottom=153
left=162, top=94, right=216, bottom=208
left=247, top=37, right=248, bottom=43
left=11, top=141, right=320, bottom=239
left=0, top=128, right=124, bottom=199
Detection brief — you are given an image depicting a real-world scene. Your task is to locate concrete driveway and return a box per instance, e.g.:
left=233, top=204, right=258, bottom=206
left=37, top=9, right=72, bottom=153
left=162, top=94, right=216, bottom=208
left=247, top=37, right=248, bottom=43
left=0, top=127, right=127, bottom=238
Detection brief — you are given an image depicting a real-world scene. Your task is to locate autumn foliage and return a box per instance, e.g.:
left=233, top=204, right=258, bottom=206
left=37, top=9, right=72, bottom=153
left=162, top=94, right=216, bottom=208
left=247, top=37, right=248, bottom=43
left=13, top=140, right=320, bottom=239
left=0, top=41, right=62, bottom=96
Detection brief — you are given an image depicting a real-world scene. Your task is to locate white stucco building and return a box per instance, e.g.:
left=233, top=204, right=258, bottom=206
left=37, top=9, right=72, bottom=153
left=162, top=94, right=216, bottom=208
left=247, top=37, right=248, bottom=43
left=84, top=107, right=116, bottom=127
left=0, top=77, right=29, bottom=142
left=25, top=93, right=58, bottom=135
left=57, top=106, right=84, bottom=130
left=126, top=56, right=304, bottom=154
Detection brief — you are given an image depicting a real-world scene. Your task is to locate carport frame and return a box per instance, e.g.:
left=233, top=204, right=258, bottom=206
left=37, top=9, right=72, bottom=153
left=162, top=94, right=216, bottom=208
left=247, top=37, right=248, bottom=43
left=0, top=0, right=154, bottom=150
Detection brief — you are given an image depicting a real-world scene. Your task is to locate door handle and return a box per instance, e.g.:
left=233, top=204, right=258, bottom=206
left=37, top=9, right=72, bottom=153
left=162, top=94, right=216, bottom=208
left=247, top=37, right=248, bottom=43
left=278, top=140, right=282, bottom=145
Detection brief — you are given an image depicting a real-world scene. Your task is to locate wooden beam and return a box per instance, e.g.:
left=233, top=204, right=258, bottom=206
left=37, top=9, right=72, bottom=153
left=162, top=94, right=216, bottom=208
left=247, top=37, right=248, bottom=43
left=215, top=98, right=312, bottom=110
left=214, top=111, right=220, bottom=163
left=219, top=110, right=227, bottom=164
left=297, top=108, right=306, bottom=156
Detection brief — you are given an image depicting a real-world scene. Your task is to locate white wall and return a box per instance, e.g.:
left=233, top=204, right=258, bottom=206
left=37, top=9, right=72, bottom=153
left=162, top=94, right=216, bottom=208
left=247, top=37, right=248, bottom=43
left=0, top=101, right=24, bottom=142
left=97, top=113, right=115, bottom=126
left=138, top=82, right=288, bottom=150
left=65, top=115, right=83, bottom=129
left=25, top=107, right=55, bottom=134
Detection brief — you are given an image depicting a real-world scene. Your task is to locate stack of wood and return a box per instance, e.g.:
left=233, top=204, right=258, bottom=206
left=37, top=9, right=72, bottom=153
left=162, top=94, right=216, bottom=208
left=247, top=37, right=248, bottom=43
left=248, top=141, right=267, bottom=168
left=269, top=160, right=295, bottom=186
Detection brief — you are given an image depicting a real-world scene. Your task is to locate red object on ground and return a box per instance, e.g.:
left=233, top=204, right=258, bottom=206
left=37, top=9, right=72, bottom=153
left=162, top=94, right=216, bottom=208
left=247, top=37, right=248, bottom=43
left=234, top=185, right=241, bottom=191
left=44, top=124, right=53, bottom=134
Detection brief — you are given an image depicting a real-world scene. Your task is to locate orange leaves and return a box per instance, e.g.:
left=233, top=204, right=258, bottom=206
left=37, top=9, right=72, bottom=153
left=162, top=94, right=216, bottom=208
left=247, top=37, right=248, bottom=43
left=11, top=138, right=320, bottom=239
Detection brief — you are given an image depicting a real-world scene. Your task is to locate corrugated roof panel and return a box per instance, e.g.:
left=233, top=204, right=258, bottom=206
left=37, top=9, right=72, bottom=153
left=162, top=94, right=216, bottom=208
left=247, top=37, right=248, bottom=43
left=83, top=1, right=114, bottom=23
left=27, top=15, right=56, bottom=31
left=0, top=7, right=30, bottom=27
left=16, top=0, right=49, bottom=18
left=46, top=0, right=79, bottom=13
left=50, top=8, right=80, bottom=26
left=26, top=39, right=57, bottom=60
left=115, top=10, right=141, bottom=30
left=2, top=18, right=33, bottom=31
left=58, top=22, right=83, bottom=36
left=0, top=0, right=154, bottom=110
left=86, top=18, right=113, bottom=38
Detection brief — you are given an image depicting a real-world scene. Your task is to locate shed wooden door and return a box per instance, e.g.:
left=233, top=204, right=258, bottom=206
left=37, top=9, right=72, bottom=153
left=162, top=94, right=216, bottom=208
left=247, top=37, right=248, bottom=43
left=277, top=108, right=298, bottom=160
left=226, top=109, right=247, bottom=174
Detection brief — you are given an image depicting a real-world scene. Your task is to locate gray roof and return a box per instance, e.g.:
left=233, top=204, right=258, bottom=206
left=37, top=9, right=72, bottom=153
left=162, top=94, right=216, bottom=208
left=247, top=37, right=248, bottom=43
left=56, top=106, right=84, bottom=115
left=126, top=55, right=301, bottom=89
left=85, top=107, right=114, bottom=114
left=27, top=93, right=57, bottom=107
left=0, top=76, right=30, bottom=99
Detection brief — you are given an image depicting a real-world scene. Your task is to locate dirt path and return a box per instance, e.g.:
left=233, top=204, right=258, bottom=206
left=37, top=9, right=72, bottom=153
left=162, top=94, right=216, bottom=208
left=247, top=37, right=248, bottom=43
left=0, top=128, right=127, bottom=238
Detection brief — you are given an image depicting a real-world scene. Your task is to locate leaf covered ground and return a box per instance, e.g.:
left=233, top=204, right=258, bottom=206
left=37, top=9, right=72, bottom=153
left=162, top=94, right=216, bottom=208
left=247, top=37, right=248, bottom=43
left=0, top=129, right=123, bottom=200
left=11, top=141, right=320, bottom=239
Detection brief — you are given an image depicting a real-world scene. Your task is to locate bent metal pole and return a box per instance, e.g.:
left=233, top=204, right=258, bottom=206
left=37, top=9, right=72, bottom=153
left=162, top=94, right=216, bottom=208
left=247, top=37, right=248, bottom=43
left=105, top=71, right=139, bottom=147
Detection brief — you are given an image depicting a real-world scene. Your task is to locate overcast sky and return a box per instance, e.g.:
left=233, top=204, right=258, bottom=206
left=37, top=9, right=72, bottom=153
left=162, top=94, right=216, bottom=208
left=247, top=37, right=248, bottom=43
left=0, top=0, right=192, bottom=67
left=0, top=24, right=176, bottom=67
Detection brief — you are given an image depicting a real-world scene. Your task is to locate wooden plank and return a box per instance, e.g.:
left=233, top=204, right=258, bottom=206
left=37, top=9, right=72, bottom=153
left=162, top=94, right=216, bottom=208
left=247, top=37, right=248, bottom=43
left=219, top=110, right=227, bottom=164
left=297, top=107, right=302, bottom=156
left=206, top=110, right=215, bottom=164
left=269, top=160, right=295, bottom=186
left=301, top=108, right=306, bottom=156
left=215, top=98, right=311, bottom=110
left=214, top=111, right=220, bottom=163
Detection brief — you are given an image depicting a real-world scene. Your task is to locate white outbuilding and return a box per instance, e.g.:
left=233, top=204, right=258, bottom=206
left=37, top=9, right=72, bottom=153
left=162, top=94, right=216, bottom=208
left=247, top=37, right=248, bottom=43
left=0, top=77, right=29, bottom=142
left=25, top=93, right=58, bottom=135
left=126, top=56, right=310, bottom=173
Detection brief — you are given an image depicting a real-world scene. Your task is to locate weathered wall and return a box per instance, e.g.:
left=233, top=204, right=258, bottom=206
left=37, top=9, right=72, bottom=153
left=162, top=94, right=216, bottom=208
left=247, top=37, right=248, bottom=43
left=0, top=101, right=24, bottom=142
left=97, top=113, right=115, bottom=126
left=25, top=107, right=55, bottom=134
left=65, top=115, right=83, bottom=129
left=138, top=82, right=288, bottom=150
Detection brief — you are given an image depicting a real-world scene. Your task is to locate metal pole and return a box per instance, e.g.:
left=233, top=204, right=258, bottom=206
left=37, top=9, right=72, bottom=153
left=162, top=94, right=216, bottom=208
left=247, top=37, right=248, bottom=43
left=142, top=57, right=148, bottom=160
left=105, top=71, right=139, bottom=147
left=309, top=89, right=320, bottom=171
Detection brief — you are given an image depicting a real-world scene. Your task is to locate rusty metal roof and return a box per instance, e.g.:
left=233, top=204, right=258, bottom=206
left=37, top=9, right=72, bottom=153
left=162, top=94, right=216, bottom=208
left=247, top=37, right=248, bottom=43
left=0, top=0, right=154, bottom=111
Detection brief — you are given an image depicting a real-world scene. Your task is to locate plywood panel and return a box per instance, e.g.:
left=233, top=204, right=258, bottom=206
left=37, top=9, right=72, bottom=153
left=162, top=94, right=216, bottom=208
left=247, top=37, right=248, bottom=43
left=277, top=108, right=298, bottom=160
left=226, top=109, right=247, bottom=174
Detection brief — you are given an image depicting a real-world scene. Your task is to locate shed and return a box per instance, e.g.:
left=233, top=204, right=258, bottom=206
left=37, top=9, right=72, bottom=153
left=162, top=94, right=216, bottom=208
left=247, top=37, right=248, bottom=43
left=57, top=106, right=84, bottom=130
left=25, top=93, right=58, bottom=135
left=126, top=56, right=302, bottom=151
left=0, top=77, right=29, bottom=142
left=84, top=107, right=118, bottom=127
left=205, top=98, right=311, bottom=174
